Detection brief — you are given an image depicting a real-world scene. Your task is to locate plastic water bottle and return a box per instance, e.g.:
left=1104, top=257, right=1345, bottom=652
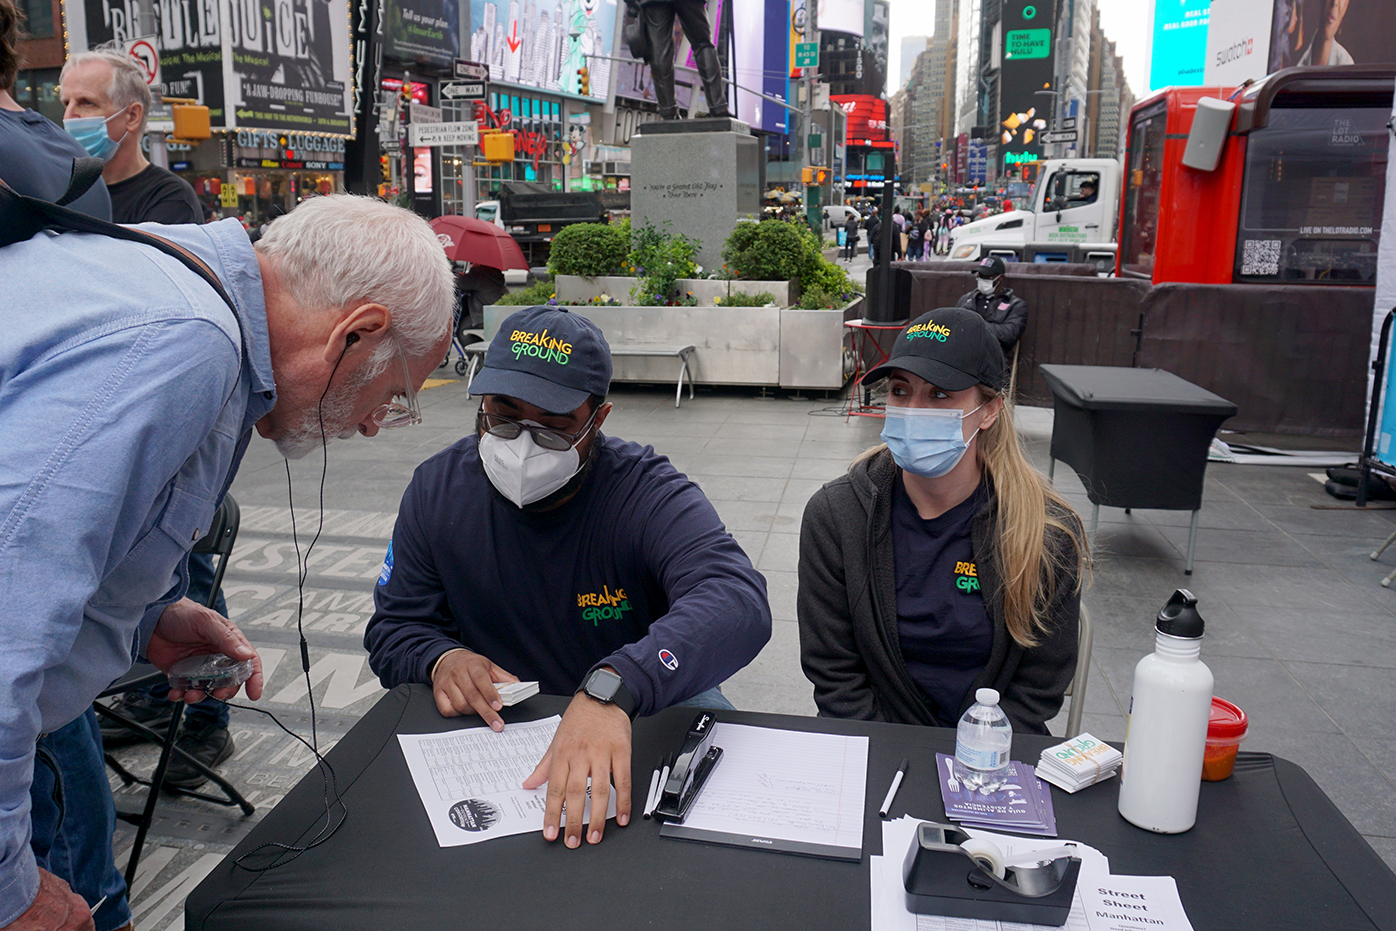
left=953, top=688, right=1013, bottom=793
left=1118, top=589, right=1214, bottom=834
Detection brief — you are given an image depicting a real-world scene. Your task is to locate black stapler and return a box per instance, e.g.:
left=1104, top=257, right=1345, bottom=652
left=902, top=822, right=1081, bottom=927
left=653, top=711, right=724, bottom=824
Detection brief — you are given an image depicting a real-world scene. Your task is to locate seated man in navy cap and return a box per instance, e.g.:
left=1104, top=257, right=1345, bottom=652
left=956, top=255, right=1029, bottom=354
left=365, top=306, right=772, bottom=850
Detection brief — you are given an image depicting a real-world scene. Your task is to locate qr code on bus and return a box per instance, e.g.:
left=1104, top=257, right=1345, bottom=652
left=1240, top=239, right=1281, bottom=276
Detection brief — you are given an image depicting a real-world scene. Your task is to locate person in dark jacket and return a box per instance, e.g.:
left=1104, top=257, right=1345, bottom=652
left=843, top=212, right=860, bottom=262
left=956, top=255, right=1029, bottom=353
left=365, top=305, right=770, bottom=850
left=797, top=307, right=1087, bottom=734
left=864, top=206, right=881, bottom=264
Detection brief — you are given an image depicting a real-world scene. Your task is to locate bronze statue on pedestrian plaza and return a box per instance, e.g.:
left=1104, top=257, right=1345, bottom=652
left=624, top=0, right=730, bottom=120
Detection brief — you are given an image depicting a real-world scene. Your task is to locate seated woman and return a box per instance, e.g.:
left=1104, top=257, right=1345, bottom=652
left=798, top=308, right=1088, bottom=734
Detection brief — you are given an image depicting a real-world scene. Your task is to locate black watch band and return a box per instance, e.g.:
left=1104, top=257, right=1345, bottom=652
left=579, top=667, right=638, bottom=720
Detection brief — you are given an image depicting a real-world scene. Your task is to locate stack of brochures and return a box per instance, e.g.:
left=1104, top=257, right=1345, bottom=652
left=1036, top=733, right=1123, bottom=793
left=935, top=753, right=1057, bottom=836
left=494, top=681, right=539, bottom=706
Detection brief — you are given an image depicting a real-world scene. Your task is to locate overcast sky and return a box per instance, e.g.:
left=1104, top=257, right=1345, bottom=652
left=886, top=0, right=1150, bottom=103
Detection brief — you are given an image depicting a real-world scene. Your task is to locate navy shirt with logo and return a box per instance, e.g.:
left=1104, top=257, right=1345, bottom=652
left=364, top=433, right=771, bottom=716
left=892, top=477, right=993, bottom=726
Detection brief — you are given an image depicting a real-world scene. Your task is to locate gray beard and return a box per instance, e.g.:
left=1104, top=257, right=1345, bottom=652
left=274, top=364, right=373, bottom=459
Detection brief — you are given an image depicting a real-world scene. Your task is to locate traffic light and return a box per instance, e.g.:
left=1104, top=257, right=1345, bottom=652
left=803, top=166, right=829, bottom=184
left=380, top=154, right=391, bottom=181
left=801, top=166, right=814, bottom=184
left=481, top=132, right=515, bottom=163
left=578, top=66, right=590, bottom=96
left=814, top=167, right=828, bottom=184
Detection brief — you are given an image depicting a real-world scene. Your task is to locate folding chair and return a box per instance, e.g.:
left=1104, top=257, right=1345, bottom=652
left=1064, top=603, right=1093, bottom=739
left=93, top=493, right=254, bottom=886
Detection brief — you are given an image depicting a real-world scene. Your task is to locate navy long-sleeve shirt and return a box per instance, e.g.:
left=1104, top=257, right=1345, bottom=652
left=364, top=433, right=771, bottom=716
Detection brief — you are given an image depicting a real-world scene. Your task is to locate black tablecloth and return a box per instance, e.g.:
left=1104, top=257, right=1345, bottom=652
left=186, top=685, right=1396, bottom=930
left=1039, top=364, right=1237, bottom=511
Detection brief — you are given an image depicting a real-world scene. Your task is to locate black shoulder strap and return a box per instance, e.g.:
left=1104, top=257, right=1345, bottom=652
left=1, top=159, right=239, bottom=317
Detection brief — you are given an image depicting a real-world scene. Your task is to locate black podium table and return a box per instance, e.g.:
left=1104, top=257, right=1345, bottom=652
left=185, top=685, right=1395, bottom=931
left=1039, top=364, right=1238, bottom=573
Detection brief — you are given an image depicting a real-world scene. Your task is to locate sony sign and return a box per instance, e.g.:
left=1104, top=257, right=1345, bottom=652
left=1203, top=0, right=1274, bottom=85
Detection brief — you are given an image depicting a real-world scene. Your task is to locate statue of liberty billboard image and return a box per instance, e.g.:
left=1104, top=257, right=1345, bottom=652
left=470, top=0, right=614, bottom=98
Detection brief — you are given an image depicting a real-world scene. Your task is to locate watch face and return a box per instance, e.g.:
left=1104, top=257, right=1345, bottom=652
left=587, top=669, right=622, bottom=703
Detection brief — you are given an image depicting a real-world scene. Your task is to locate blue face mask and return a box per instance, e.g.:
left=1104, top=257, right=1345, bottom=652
left=64, top=110, right=127, bottom=161
left=881, top=404, right=985, bottom=478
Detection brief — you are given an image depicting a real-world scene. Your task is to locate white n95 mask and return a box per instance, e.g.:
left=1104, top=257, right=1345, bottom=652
left=976, top=277, right=996, bottom=295
left=479, top=426, right=582, bottom=507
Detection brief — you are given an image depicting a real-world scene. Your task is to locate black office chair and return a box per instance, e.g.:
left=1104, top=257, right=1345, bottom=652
left=93, top=493, right=255, bottom=886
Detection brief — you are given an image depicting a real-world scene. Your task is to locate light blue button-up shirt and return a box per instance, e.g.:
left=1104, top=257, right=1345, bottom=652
left=0, top=217, right=275, bottom=923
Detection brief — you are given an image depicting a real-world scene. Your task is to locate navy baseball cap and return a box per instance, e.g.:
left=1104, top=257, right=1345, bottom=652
left=974, top=255, right=1007, bottom=278
left=469, top=306, right=612, bottom=412
left=863, top=307, right=1006, bottom=392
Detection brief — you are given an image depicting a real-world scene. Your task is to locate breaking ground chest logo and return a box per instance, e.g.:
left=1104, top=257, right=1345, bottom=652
left=954, top=560, right=980, bottom=594
left=448, top=798, right=502, bottom=831
left=577, top=584, right=632, bottom=625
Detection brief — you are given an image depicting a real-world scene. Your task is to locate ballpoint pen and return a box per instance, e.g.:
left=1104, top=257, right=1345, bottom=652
left=90, top=895, right=107, bottom=916
left=879, top=757, right=909, bottom=818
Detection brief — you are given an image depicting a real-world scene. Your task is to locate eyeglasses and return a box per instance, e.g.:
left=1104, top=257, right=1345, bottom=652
left=369, top=339, right=422, bottom=429
left=476, top=404, right=599, bottom=451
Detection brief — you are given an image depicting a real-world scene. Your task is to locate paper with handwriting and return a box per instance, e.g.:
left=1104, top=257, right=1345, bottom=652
left=659, top=722, right=869, bottom=859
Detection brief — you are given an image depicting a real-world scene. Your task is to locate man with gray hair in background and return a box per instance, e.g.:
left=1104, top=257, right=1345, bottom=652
left=0, top=194, right=453, bottom=930
left=59, top=44, right=201, bottom=224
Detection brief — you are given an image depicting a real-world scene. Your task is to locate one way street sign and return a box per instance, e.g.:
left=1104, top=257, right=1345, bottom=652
left=441, top=81, right=488, bottom=101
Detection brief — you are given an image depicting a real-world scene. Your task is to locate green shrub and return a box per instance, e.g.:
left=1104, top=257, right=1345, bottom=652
left=714, top=291, right=776, bottom=307
left=628, top=223, right=698, bottom=305
left=496, top=276, right=555, bottom=306
left=547, top=222, right=629, bottom=278
left=722, top=219, right=808, bottom=282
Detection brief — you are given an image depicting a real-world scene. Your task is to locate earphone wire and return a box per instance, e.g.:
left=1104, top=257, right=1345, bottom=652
left=231, top=340, right=353, bottom=870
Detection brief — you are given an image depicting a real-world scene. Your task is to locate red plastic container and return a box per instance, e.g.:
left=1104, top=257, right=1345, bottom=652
left=1201, top=697, right=1248, bottom=781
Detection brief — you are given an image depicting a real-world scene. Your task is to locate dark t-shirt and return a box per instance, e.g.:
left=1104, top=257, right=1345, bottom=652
left=108, top=163, right=202, bottom=224
left=892, top=477, right=993, bottom=726
left=0, top=107, right=111, bottom=221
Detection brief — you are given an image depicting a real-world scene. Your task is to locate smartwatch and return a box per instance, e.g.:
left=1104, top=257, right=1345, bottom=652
left=579, top=667, right=637, bottom=720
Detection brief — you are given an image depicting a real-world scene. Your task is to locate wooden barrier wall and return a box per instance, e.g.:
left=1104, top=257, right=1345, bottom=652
left=892, top=267, right=1373, bottom=436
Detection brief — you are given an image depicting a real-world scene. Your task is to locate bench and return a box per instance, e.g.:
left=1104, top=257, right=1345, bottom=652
left=463, top=342, right=697, bottom=408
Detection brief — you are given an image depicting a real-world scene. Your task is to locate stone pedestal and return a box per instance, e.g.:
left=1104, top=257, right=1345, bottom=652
left=631, top=119, right=761, bottom=274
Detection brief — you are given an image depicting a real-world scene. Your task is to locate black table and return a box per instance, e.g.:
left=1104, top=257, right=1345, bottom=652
left=1039, top=364, right=1238, bottom=574
left=186, top=686, right=1396, bottom=930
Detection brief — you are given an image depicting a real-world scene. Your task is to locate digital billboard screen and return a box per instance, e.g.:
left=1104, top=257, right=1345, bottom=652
left=1150, top=0, right=1209, bottom=89
left=998, top=0, right=1055, bottom=173
left=469, top=0, right=615, bottom=100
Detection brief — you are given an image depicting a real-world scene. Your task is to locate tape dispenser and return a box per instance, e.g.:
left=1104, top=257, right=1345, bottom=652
left=902, top=822, right=1081, bottom=927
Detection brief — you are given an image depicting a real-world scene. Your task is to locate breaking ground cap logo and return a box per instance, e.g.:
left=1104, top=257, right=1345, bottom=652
left=449, top=798, right=503, bottom=831
left=510, top=328, right=573, bottom=365
left=659, top=649, right=679, bottom=670
left=905, top=319, right=951, bottom=342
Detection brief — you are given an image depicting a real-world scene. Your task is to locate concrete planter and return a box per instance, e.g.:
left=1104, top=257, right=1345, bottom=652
left=555, top=273, right=796, bottom=308
left=552, top=275, right=640, bottom=304
left=676, top=278, right=796, bottom=307
left=483, top=295, right=862, bottom=389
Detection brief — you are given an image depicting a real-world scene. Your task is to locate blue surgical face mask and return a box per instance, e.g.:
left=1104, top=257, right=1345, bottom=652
left=64, top=110, right=127, bottom=161
left=881, top=403, right=985, bottom=478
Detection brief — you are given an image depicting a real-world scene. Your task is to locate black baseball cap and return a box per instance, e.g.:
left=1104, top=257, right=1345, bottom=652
left=469, top=306, right=612, bottom=412
left=863, top=307, right=1006, bottom=392
left=974, top=255, right=1006, bottom=278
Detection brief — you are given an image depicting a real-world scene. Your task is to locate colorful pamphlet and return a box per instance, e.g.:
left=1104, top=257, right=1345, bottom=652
left=935, top=754, right=1057, bottom=836
left=1036, top=733, right=1123, bottom=793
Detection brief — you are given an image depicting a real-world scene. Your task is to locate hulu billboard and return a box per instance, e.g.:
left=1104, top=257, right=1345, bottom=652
left=998, top=0, right=1056, bottom=175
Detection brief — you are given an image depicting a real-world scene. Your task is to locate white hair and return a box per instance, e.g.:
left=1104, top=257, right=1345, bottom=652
left=254, top=195, right=453, bottom=372
left=62, top=44, right=151, bottom=133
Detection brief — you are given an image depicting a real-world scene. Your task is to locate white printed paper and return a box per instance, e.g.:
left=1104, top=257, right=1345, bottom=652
left=1079, top=875, right=1195, bottom=931
left=397, top=716, right=615, bottom=847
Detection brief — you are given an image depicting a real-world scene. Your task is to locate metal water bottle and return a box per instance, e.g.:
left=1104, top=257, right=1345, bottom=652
left=1117, top=589, right=1213, bottom=833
